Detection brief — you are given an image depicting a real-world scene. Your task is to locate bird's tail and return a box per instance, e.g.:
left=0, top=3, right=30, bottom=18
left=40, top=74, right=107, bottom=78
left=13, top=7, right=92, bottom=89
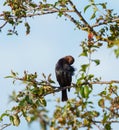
left=62, top=89, right=68, bottom=101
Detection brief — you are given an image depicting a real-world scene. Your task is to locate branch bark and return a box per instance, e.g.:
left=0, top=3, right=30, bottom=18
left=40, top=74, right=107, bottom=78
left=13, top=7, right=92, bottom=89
left=47, top=80, right=119, bottom=95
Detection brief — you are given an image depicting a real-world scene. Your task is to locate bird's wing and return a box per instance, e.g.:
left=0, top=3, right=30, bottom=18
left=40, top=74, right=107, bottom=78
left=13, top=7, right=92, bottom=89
left=55, top=63, right=73, bottom=87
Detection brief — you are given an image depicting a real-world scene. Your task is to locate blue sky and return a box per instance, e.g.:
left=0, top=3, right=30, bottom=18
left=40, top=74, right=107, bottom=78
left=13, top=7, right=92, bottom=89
left=0, top=0, right=119, bottom=130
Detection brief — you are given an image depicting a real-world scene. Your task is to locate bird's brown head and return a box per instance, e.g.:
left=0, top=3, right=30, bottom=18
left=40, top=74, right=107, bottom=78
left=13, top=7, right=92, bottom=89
left=64, top=55, right=74, bottom=65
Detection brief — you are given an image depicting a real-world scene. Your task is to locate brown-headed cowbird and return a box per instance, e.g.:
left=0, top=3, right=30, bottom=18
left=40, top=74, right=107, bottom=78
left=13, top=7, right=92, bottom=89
left=55, top=56, right=75, bottom=101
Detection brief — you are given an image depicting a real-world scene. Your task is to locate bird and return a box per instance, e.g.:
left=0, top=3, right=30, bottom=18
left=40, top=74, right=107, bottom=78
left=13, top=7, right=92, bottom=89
left=55, top=55, right=75, bottom=101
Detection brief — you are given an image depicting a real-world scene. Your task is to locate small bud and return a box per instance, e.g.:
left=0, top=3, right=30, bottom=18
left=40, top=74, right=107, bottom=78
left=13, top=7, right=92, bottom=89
left=88, top=33, right=94, bottom=41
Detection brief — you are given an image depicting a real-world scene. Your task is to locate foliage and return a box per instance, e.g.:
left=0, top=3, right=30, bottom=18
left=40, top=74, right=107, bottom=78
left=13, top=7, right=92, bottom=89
left=0, top=0, right=119, bottom=130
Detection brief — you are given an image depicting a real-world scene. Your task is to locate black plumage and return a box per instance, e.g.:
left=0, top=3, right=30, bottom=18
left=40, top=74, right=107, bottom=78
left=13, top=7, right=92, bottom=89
left=55, top=56, right=75, bottom=101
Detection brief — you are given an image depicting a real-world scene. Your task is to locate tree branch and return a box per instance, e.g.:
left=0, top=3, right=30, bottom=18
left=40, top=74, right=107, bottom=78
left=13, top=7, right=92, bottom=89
left=14, top=77, right=119, bottom=88
left=0, top=9, right=74, bottom=19
left=12, top=77, right=119, bottom=97
left=92, top=17, right=119, bottom=28
left=45, top=80, right=119, bottom=96
left=91, top=80, right=119, bottom=85
left=68, top=0, right=98, bottom=36
left=63, top=12, right=81, bottom=29
left=26, top=9, right=74, bottom=17
left=92, top=120, right=119, bottom=124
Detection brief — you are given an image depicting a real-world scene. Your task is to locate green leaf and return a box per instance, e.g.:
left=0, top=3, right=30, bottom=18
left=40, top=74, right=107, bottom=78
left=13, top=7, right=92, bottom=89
left=105, top=123, right=111, bottom=130
left=114, top=48, right=119, bottom=58
left=11, top=70, right=18, bottom=77
left=100, top=3, right=107, bottom=9
left=40, top=98, right=47, bottom=106
left=84, top=5, right=91, bottom=13
left=80, top=87, right=85, bottom=98
left=88, top=74, right=94, bottom=80
left=7, top=32, right=13, bottom=35
left=25, top=95, right=33, bottom=104
left=58, top=11, right=63, bottom=17
left=92, top=111, right=100, bottom=117
left=42, top=73, right=46, bottom=79
left=84, top=86, right=90, bottom=98
left=4, top=76, right=14, bottom=78
left=25, top=116, right=31, bottom=123
left=79, top=51, right=88, bottom=57
left=48, top=74, right=55, bottom=83
left=29, top=3, right=37, bottom=8
left=80, top=64, right=89, bottom=72
left=93, top=59, right=100, bottom=65
left=90, top=0, right=94, bottom=2
left=98, top=99, right=105, bottom=108
left=0, top=113, right=10, bottom=121
left=11, top=115, right=20, bottom=126
left=25, top=22, right=30, bottom=35
left=83, top=119, right=89, bottom=126
left=3, top=1, right=7, bottom=6
left=90, top=12, right=96, bottom=19
left=76, top=78, right=82, bottom=86
left=99, top=91, right=106, bottom=97
left=79, top=86, right=90, bottom=98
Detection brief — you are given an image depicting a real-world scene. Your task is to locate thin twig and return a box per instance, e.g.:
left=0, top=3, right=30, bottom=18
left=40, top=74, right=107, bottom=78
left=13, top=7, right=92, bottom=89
left=0, top=21, right=7, bottom=29
left=26, top=9, right=74, bottom=17
left=63, top=12, right=81, bottom=29
left=91, top=80, right=119, bottom=85
left=0, top=9, right=74, bottom=19
left=92, top=17, right=119, bottom=28
left=0, top=123, right=11, bottom=130
left=106, top=107, right=119, bottom=117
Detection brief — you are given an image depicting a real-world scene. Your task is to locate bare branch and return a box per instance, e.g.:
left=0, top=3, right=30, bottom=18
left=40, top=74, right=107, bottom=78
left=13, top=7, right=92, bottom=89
left=0, top=21, right=7, bottom=29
